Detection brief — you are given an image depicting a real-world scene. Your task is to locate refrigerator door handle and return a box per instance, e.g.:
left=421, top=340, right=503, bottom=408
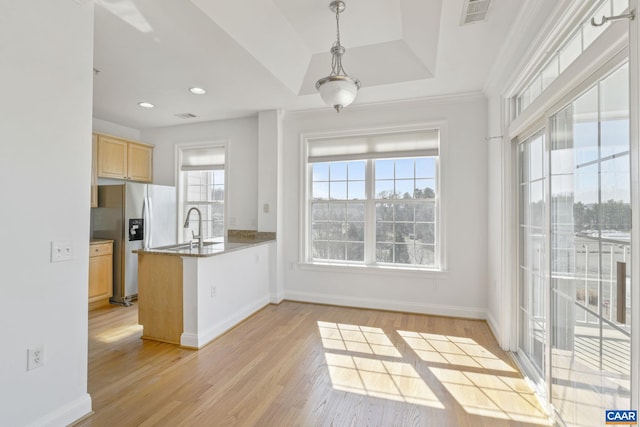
left=143, top=196, right=152, bottom=249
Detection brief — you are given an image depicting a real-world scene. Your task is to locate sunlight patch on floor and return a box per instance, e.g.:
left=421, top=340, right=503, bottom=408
left=318, top=321, right=551, bottom=424
left=325, top=352, right=445, bottom=408
left=397, top=330, right=517, bottom=373
left=94, top=323, right=143, bottom=343
left=318, top=321, right=402, bottom=357
left=429, top=367, right=552, bottom=425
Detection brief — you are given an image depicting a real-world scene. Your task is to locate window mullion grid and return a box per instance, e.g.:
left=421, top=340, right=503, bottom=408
left=308, top=163, right=314, bottom=261
left=365, top=159, right=376, bottom=265
left=307, top=154, right=439, bottom=269
left=434, top=156, right=441, bottom=268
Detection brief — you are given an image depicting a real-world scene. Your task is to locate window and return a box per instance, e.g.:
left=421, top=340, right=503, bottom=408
left=375, top=158, right=437, bottom=266
left=178, top=144, right=226, bottom=242
left=311, top=161, right=366, bottom=262
left=306, top=129, right=440, bottom=269
left=183, top=170, right=225, bottom=240
left=516, top=0, right=629, bottom=115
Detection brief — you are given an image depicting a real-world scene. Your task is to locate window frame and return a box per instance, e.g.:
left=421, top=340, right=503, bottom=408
left=300, top=123, right=448, bottom=274
left=175, top=140, right=228, bottom=243
left=372, top=159, right=439, bottom=267
left=309, top=160, right=367, bottom=264
left=514, top=0, right=629, bottom=117
left=182, top=169, right=226, bottom=241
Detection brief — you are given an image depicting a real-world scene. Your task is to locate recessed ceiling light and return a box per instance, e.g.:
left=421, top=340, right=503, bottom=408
left=189, top=87, right=206, bottom=95
left=138, top=102, right=155, bottom=108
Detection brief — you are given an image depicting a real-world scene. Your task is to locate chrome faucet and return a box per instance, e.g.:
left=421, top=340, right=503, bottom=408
left=183, top=207, right=203, bottom=251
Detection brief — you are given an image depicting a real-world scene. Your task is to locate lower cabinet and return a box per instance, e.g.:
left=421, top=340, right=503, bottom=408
left=89, top=240, right=113, bottom=310
left=137, top=253, right=183, bottom=345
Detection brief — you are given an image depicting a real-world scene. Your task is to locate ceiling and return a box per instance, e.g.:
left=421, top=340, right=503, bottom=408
left=92, top=0, right=523, bottom=130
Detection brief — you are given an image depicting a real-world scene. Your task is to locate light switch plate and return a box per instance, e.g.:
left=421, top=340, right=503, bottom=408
left=51, top=240, right=73, bottom=262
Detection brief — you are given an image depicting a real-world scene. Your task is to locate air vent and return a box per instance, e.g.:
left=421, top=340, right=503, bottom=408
left=174, top=113, right=197, bottom=119
left=461, top=0, right=491, bottom=25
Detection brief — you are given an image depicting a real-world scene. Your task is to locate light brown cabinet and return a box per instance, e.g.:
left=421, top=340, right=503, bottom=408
left=96, top=133, right=153, bottom=182
left=89, top=240, right=113, bottom=310
left=91, top=133, right=98, bottom=208
left=138, top=253, right=183, bottom=345
left=127, top=142, right=153, bottom=182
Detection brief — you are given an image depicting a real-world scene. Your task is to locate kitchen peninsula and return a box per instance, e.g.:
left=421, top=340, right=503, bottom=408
left=134, top=232, right=275, bottom=349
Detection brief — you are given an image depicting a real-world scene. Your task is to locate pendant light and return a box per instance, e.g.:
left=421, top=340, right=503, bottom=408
left=315, top=1, right=360, bottom=113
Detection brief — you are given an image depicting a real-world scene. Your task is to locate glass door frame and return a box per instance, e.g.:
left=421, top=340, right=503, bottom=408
left=515, top=123, right=551, bottom=401
left=629, top=0, right=640, bottom=411
left=547, top=56, right=632, bottom=423
left=514, top=48, right=638, bottom=418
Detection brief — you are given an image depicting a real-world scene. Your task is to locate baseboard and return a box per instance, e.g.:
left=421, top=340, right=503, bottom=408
left=285, top=290, right=487, bottom=320
left=269, top=292, right=284, bottom=304
left=486, top=310, right=502, bottom=346
left=27, top=393, right=92, bottom=427
left=180, top=332, right=202, bottom=349
left=181, top=296, right=271, bottom=348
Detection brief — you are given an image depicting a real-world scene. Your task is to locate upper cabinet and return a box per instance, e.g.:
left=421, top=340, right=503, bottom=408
left=96, top=133, right=153, bottom=182
left=127, top=142, right=153, bottom=182
left=91, top=133, right=98, bottom=207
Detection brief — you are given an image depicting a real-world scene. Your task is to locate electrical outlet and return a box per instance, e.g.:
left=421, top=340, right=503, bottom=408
left=210, top=285, right=217, bottom=297
left=27, top=347, right=44, bottom=371
left=51, top=240, right=73, bottom=262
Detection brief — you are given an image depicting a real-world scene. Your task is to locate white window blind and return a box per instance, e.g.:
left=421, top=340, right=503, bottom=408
left=307, top=129, right=439, bottom=163
left=180, top=146, right=225, bottom=171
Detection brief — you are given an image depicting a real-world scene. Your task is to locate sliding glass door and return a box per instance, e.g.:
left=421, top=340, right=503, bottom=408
left=517, top=61, right=631, bottom=427
left=518, top=131, right=548, bottom=384
left=549, top=62, right=631, bottom=427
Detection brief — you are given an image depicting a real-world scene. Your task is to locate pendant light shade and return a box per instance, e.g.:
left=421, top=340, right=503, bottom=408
left=316, top=1, right=360, bottom=113
left=316, top=75, right=360, bottom=113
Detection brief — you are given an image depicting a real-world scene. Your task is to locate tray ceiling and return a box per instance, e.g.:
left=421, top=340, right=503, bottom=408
left=92, top=0, right=523, bottom=129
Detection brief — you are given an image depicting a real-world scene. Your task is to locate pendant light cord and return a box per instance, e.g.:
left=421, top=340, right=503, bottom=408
left=331, top=4, right=346, bottom=76
left=335, top=6, right=341, bottom=47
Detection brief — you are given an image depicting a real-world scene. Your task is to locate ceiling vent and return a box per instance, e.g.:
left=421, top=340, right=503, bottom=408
left=461, top=0, right=491, bottom=25
left=174, top=113, right=197, bottom=119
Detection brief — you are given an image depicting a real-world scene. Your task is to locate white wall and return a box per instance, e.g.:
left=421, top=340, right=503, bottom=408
left=257, top=111, right=281, bottom=232
left=281, top=95, right=490, bottom=318
left=485, top=93, right=513, bottom=349
left=141, top=117, right=259, bottom=230
left=0, top=1, right=94, bottom=425
left=181, top=243, right=273, bottom=348
left=483, top=0, right=565, bottom=348
left=93, top=117, right=141, bottom=141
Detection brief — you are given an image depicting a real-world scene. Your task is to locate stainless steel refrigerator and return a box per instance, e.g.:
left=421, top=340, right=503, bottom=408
left=91, top=183, right=177, bottom=306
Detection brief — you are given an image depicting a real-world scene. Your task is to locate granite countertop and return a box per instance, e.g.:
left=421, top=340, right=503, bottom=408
left=90, top=238, right=114, bottom=245
left=134, top=237, right=275, bottom=258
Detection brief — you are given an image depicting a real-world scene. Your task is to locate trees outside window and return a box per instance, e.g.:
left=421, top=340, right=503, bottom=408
left=307, top=129, right=440, bottom=269
left=177, top=143, right=226, bottom=242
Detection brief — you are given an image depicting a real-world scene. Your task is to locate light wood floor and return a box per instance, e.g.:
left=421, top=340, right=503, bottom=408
left=76, top=301, right=552, bottom=427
